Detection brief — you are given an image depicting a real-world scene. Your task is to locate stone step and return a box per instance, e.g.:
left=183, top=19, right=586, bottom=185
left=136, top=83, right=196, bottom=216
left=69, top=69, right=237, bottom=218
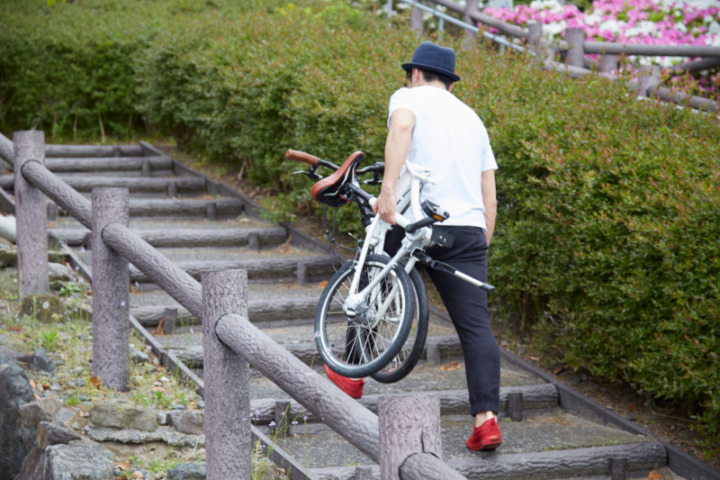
left=44, top=155, right=172, bottom=171
left=44, top=144, right=144, bottom=157
left=51, top=226, right=287, bottom=249
left=247, top=383, right=559, bottom=425
left=257, top=412, right=661, bottom=479
left=121, top=252, right=334, bottom=283
left=0, top=174, right=206, bottom=195
left=32, top=143, right=696, bottom=480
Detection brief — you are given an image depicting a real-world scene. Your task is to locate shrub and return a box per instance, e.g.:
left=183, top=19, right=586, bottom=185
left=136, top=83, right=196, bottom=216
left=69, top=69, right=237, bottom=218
left=459, top=47, right=720, bottom=457
left=0, top=0, right=287, bottom=140
left=2, top=0, right=719, bottom=457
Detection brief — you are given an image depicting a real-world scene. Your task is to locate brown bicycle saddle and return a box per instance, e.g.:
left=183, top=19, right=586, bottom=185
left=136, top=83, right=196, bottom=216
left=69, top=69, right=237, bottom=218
left=311, top=151, right=364, bottom=207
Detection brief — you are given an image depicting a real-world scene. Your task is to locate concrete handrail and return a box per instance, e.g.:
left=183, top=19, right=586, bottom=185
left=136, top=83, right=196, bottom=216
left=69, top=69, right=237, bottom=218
left=11, top=130, right=469, bottom=479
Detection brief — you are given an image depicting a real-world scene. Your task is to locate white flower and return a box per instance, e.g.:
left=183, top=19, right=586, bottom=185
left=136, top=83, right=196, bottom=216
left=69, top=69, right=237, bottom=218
left=674, top=22, right=688, bottom=33
left=584, top=12, right=602, bottom=26
left=544, top=20, right=567, bottom=38
left=708, top=21, right=720, bottom=36
left=599, top=19, right=622, bottom=35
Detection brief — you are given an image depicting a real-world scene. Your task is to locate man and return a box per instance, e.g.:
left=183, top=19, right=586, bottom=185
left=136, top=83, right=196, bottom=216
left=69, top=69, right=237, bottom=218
left=326, top=41, right=501, bottom=451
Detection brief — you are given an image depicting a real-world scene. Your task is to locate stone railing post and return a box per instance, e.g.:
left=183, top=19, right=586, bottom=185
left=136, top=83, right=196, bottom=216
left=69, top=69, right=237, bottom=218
left=92, top=187, right=130, bottom=391
left=464, top=0, right=478, bottom=41
left=202, top=269, right=251, bottom=480
left=380, top=393, right=458, bottom=480
left=565, top=27, right=585, bottom=68
left=14, top=130, right=49, bottom=297
left=411, top=1, right=423, bottom=35
left=638, top=65, right=662, bottom=97
left=600, top=53, right=619, bottom=73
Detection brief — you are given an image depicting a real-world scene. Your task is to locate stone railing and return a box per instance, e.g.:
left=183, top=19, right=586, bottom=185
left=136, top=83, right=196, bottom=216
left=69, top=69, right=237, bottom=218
left=4, top=130, right=467, bottom=480
left=398, top=0, right=720, bottom=114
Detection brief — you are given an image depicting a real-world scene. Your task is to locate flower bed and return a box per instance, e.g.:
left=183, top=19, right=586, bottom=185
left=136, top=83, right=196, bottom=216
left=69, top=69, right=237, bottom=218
left=483, top=0, right=720, bottom=94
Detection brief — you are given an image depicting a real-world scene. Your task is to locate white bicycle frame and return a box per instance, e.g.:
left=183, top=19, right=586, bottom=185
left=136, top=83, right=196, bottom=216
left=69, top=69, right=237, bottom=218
left=342, top=161, right=494, bottom=319
left=342, top=162, right=435, bottom=317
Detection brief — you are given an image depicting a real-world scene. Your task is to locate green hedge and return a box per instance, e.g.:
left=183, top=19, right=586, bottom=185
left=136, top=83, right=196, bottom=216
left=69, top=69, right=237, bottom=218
left=0, top=0, right=286, bottom=140
left=2, top=0, right=719, bottom=457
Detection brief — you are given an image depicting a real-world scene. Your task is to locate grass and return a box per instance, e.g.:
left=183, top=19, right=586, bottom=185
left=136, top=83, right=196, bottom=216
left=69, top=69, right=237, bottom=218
left=0, top=261, right=290, bottom=479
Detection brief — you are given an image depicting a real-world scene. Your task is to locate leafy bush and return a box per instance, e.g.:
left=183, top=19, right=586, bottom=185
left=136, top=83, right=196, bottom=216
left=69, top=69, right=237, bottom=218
left=2, top=0, right=719, bottom=457
left=0, top=0, right=287, bottom=140
left=459, top=49, right=720, bottom=457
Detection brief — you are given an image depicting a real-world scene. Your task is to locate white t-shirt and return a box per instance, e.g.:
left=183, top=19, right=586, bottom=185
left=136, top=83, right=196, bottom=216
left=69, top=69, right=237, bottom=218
left=388, top=86, right=498, bottom=230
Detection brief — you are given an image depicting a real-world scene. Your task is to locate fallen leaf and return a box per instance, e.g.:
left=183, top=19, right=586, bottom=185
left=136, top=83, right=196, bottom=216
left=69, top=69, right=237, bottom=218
left=41, top=383, right=50, bottom=391
left=29, top=379, right=37, bottom=389
left=439, top=361, right=460, bottom=371
left=116, top=460, right=130, bottom=471
left=647, top=470, right=665, bottom=480
left=553, top=366, right=566, bottom=375
left=90, top=376, right=102, bottom=388
left=318, top=280, right=328, bottom=288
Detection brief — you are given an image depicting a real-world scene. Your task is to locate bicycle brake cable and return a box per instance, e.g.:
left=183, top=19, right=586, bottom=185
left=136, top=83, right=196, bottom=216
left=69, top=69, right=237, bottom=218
left=322, top=205, right=359, bottom=271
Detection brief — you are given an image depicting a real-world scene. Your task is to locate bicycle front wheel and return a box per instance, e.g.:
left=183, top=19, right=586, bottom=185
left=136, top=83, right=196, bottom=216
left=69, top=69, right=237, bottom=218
left=316, top=254, right=415, bottom=378
left=371, top=266, right=429, bottom=383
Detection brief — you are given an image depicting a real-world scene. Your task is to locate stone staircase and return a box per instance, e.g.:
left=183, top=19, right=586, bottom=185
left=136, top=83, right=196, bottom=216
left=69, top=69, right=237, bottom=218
left=3, top=141, right=717, bottom=480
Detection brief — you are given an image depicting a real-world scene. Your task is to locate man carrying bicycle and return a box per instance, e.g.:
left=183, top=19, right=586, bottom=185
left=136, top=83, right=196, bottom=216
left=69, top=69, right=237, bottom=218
left=376, top=41, right=501, bottom=452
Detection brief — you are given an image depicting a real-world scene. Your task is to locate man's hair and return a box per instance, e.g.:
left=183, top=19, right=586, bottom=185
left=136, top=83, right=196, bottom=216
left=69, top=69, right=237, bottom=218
left=420, top=69, right=453, bottom=90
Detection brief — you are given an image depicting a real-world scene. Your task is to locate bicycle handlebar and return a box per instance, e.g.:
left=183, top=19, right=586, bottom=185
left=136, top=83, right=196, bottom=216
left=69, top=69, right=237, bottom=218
left=286, top=149, right=320, bottom=166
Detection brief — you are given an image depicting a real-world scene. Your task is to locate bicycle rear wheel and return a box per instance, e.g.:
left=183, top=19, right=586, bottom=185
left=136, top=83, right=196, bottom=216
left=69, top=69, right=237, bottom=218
left=371, top=266, right=429, bottom=383
left=316, top=254, right=415, bottom=378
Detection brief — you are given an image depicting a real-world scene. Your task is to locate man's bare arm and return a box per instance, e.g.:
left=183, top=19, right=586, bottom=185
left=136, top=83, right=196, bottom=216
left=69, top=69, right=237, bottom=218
left=375, top=108, right=415, bottom=224
left=481, top=169, right=497, bottom=246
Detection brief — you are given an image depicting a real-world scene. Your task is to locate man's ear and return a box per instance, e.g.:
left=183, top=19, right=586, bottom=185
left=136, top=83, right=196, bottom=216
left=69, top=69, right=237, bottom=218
left=449, top=82, right=455, bottom=91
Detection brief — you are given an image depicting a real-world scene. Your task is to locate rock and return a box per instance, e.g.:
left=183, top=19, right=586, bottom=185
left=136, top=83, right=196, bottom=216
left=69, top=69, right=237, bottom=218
left=37, top=422, right=82, bottom=448
left=168, top=410, right=204, bottom=435
left=254, top=460, right=287, bottom=480
left=157, top=411, right=169, bottom=425
left=19, top=295, right=69, bottom=323
left=0, top=214, right=16, bottom=243
left=16, top=348, right=56, bottom=373
left=84, top=425, right=205, bottom=448
left=47, top=262, right=76, bottom=282
left=131, top=348, right=150, bottom=363
left=0, top=348, right=35, bottom=480
left=15, top=440, right=115, bottom=480
left=167, top=463, right=206, bottom=480
left=89, top=401, right=158, bottom=432
left=12, top=447, right=44, bottom=480
left=18, top=397, right=63, bottom=450
left=0, top=241, right=16, bottom=267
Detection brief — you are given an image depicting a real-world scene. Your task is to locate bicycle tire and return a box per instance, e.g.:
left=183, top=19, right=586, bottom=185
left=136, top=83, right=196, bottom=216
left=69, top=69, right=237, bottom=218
left=316, top=254, right=415, bottom=378
left=371, top=266, right=429, bottom=383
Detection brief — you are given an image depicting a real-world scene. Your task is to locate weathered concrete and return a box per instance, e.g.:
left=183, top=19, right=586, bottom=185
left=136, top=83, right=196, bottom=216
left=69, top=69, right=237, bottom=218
left=91, top=187, right=130, bottom=391
left=14, top=130, right=49, bottom=296
left=202, top=270, right=252, bottom=480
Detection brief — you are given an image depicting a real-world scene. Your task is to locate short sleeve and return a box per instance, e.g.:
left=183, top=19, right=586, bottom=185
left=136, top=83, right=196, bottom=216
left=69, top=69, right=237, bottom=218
left=387, top=88, right=416, bottom=129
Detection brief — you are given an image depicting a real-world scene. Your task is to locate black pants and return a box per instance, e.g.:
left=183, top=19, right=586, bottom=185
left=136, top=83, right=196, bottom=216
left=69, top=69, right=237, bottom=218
left=386, top=225, right=500, bottom=416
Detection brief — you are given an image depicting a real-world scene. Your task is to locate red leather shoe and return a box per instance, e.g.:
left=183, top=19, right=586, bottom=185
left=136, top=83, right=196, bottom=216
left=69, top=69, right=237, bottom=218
left=466, top=417, right=502, bottom=451
left=324, top=364, right=364, bottom=399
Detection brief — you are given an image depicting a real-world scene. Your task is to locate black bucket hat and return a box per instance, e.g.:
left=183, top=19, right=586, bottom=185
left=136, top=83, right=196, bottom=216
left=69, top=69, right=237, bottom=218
left=402, top=41, right=460, bottom=82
